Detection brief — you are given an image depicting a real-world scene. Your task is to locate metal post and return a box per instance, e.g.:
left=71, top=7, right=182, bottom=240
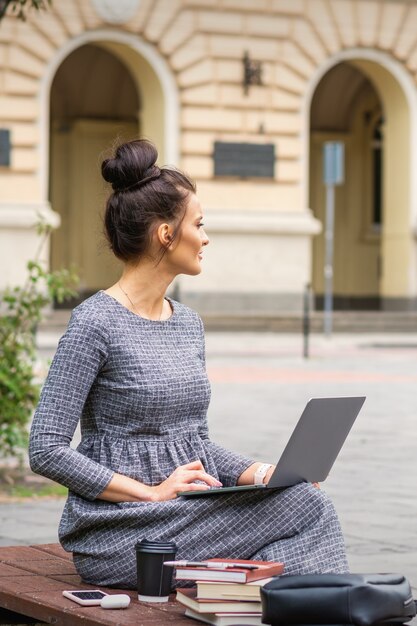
left=324, top=184, right=335, bottom=337
left=303, top=283, right=312, bottom=358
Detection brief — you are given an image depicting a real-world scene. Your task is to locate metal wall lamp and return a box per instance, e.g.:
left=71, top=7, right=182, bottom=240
left=243, top=50, right=263, bottom=95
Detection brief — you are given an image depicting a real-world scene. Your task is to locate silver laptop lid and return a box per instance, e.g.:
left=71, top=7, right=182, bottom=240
left=268, top=396, right=366, bottom=489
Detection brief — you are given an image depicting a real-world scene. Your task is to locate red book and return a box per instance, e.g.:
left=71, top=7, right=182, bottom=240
left=173, top=558, right=284, bottom=583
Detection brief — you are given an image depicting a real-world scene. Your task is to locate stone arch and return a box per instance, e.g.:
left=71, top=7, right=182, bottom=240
left=40, top=29, right=180, bottom=203
left=40, top=30, right=180, bottom=294
left=302, top=48, right=417, bottom=310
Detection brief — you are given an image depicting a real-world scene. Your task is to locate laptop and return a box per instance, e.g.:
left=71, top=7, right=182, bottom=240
left=179, top=396, right=366, bottom=497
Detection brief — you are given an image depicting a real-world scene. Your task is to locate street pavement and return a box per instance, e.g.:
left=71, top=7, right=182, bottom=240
left=2, top=328, right=417, bottom=607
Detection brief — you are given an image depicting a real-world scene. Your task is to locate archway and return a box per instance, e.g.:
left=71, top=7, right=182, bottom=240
left=310, top=62, right=383, bottom=309
left=305, top=50, right=417, bottom=311
left=43, top=31, right=179, bottom=298
left=50, top=43, right=139, bottom=293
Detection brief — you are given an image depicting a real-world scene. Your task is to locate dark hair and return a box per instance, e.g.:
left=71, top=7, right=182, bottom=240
left=102, top=139, right=196, bottom=263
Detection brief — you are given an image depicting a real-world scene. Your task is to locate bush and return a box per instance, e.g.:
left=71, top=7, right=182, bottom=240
left=0, top=221, right=78, bottom=463
left=0, top=1, right=52, bottom=22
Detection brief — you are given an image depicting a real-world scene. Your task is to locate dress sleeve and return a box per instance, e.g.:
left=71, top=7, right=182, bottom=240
left=196, top=315, right=255, bottom=486
left=202, top=436, right=255, bottom=487
left=29, top=311, right=114, bottom=500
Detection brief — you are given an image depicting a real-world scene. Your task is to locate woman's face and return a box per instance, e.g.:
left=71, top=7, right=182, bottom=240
left=166, top=193, right=209, bottom=276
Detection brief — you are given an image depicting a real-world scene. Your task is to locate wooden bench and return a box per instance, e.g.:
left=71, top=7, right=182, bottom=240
left=0, top=543, right=197, bottom=625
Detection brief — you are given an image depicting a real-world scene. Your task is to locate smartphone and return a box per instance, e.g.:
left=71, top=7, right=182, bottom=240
left=62, top=590, right=109, bottom=606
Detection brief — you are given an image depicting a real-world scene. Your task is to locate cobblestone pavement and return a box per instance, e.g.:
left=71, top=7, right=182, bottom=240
left=2, top=329, right=417, bottom=610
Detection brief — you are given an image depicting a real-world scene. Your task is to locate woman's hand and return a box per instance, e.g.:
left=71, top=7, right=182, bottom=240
left=149, top=460, right=222, bottom=502
left=97, top=461, right=221, bottom=503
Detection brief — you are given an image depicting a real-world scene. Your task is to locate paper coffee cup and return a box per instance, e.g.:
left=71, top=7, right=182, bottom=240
left=135, top=539, right=177, bottom=602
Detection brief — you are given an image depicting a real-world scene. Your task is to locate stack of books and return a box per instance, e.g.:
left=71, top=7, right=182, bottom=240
left=172, top=558, right=284, bottom=626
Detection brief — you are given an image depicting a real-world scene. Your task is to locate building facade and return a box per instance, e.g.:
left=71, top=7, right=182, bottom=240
left=1, top=0, right=417, bottom=313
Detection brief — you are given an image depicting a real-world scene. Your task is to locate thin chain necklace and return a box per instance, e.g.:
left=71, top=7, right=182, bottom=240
left=118, top=281, right=164, bottom=320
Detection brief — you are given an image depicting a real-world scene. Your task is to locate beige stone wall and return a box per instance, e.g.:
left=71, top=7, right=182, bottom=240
left=2, top=0, right=417, bottom=202
left=1, top=0, right=417, bottom=309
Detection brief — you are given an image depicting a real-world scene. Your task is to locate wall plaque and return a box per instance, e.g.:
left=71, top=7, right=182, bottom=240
left=214, top=141, right=275, bottom=178
left=0, top=129, right=10, bottom=167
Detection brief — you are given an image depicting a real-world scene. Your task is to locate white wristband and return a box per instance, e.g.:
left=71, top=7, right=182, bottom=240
left=254, top=463, right=272, bottom=485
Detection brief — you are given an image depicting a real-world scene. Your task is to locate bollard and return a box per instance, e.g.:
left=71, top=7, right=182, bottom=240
left=303, top=284, right=312, bottom=359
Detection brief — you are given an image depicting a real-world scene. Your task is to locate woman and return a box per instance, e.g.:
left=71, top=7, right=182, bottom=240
left=29, top=139, right=349, bottom=589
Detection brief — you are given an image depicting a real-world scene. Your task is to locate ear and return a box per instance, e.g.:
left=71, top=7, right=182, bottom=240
left=156, top=222, right=174, bottom=248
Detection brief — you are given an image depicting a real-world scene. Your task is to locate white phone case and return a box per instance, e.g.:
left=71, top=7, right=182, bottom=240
left=62, top=590, right=108, bottom=606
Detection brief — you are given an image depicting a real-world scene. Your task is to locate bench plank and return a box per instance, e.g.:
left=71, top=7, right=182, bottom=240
left=29, top=545, right=72, bottom=561
left=5, top=561, right=77, bottom=577
left=0, top=544, right=198, bottom=625
left=0, top=564, right=34, bottom=578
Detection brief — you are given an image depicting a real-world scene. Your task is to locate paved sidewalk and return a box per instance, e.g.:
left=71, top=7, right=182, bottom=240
left=2, top=329, right=417, bottom=606
left=204, top=331, right=417, bottom=595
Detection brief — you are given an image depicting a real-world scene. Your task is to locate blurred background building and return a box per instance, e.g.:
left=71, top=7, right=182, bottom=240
left=1, top=0, right=417, bottom=317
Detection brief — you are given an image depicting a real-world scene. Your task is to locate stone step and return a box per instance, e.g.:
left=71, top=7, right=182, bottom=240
left=38, top=309, right=417, bottom=333
left=202, top=312, right=417, bottom=333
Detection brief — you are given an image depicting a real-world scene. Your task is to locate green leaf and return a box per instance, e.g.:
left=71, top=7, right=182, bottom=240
left=0, top=217, right=78, bottom=461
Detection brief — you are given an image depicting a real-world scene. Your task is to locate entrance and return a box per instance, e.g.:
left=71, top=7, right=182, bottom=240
left=49, top=43, right=139, bottom=295
left=310, top=62, right=383, bottom=310
left=308, top=53, right=415, bottom=311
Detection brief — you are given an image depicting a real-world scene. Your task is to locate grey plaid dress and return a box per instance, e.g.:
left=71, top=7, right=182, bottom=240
left=29, top=291, right=348, bottom=588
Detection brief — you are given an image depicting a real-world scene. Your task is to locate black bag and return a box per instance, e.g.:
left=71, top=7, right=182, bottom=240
left=260, top=573, right=416, bottom=626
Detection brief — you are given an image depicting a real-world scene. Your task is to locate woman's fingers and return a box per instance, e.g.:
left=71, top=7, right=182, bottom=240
left=177, top=468, right=221, bottom=486
left=174, top=461, right=222, bottom=487
left=150, top=460, right=223, bottom=500
left=178, top=482, right=211, bottom=493
left=188, top=471, right=222, bottom=487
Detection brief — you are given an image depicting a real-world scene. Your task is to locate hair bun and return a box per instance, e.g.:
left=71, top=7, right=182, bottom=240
left=102, top=139, right=159, bottom=191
